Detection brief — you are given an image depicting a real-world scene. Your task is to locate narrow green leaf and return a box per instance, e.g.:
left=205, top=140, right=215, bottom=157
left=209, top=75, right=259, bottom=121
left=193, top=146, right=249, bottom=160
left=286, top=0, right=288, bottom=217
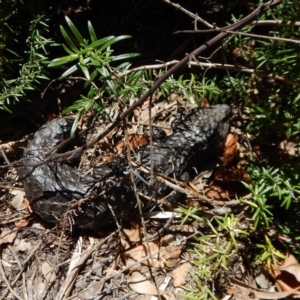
left=79, top=56, right=90, bottom=80
left=47, top=55, right=78, bottom=67
left=62, top=43, right=75, bottom=55
left=99, top=35, right=132, bottom=52
left=23, top=86, right=35, bottom=90
left=59, top=64, right=79, bottom=79
left=59, top=57, right=90, bottom=78
left=252, top=208, right=260, bottom=220
left=127, top=71, right=144, bottom=85
left=111, top=53, right=140, bottom=61
left=76, top=47, right=94, bottom=56
left=60, top=26, right=79, bottom=53
left=1, top=105, right=12, bottom=113
left=91, top=57, right=101, bottom=67
left=106, top=79, right=118, bottom=97
left=89, top=36, right=115, bottom=49
left=65, top=16, right=86, bottom=46
left=117, top=62, right=131, bottom=69
left=90, top=69, right=98, bottom=82
left=6, top=48, right=19, bottom=57
left=98, top=66, right=109, bottom=77
left=36, top=75, right=50, bottom=80
left=88, top=21, right=97, bottom=42
left=70, top=113, right=82, bottom=137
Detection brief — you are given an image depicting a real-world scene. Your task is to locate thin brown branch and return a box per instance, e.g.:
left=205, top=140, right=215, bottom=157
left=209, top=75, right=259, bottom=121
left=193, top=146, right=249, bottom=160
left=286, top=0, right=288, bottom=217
left=118, top=60, right=300, bottom=87
left=252, top=20, right=300, bottom=26
left=160, top=0, right=214, bottom=29
left=177, top=28, right=300, bottom=45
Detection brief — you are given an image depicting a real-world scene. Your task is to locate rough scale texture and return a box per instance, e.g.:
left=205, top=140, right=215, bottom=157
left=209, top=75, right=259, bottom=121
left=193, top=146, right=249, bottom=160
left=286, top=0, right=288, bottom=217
left=18, top=104, right=230, bottom=228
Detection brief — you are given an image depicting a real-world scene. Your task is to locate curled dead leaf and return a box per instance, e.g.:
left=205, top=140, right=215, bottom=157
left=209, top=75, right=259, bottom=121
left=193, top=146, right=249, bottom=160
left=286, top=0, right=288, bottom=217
left=279, top=140, right=300, bottom=157
left=15, top=217, right=31, bottom=228
left=121, top=225, right=142, bottom=248
left=204, top=184, right=230, bottom=200
left=15, top=239, right=32, bottom=252
left=230, top=278, right=300, bottom=300
left=214, top=166, right=251, bottom=183
left=42, top=261, right=56, bottom=284
left=128, top=272, right=167, bottom=295
left=124, top=241, right=181, bottom=270
left=10, top=189, right=26, bottom=208
left=115, top=134, right=149, bottom=152
left=219, top=133, right=238, bottom=167
left=0, top=228, right=17, bottom=245
left=264, top=252, right=300, bottom=295
left=172, top=262, right=191, bottom=287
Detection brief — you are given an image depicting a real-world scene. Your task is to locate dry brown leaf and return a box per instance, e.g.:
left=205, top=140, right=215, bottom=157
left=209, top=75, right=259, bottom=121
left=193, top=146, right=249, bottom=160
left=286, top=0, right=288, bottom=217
left=204, top=184, right=230, bottom=200
left=15, top=239, right=32, bottom=252
left=273, top=252, right=300, bottom=295
left=124, top=241, right=181, bottom=270
left=263, top=252, right=300, bottom=296
left=0, top=228, right=17, bottom=245
left=133, top=105, right=158, bottom=123
left=280, top=252, right=300, bottom=278
left=67, top=237, right=82, bottom=276
left=219, top=133, right=238, bottom=166
left=33, top=275, right=46, bottom=298
left=276, top=277, right=300, bottom=297
left=101, top=153, right=113, bottom=162
left=160, top=245, right=182, bottom=268
left=42, top=261, right=56, bottom=284
left=46, top=113, right=58, bottom=121
left=78, top=283, right=105, bottom=299
left=124, top=242, right=160, bottom=269
left=115, top=134, right=149, bottom=152
left=230, top=277, right=300, bottom=299
left=214, top=166, right=250, bottom=183
left=279, top=140, right=300, bottom=157
left=201, top=98, right=210, bottom=107
left=172, top=262, right=191, bottom=287
left=232, top=47, right=241, bottom=58
left=128, top=271, right=167, bottom=295
left=15, top=217, right=31, bottom=228
left=23, top=198, right=31, bottom=209
left=10, top=189, right=25, bottom=208
left=121, top=225, right=142, bottom=248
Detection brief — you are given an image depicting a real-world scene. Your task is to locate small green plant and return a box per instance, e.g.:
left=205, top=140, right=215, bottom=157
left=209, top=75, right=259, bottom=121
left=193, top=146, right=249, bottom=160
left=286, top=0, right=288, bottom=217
left=179, top=208, right=249, bottom=299
left=215, top=214, right=249, bottom=250
left=179, top=206, right=203, bottom=225
left=180, top=274, right=218, bottom=300
left=0, top=9, right=52, bottom=112
left=160, top=74, right=221, bottom=104
left=48, top=17, right=140, bottom=134
left=219, top=75, right=248, bottom=103
left=255, top=235, right=285, bottom=268
left=242, top=181, right=273, bottom=230
left=48, top=17, right=140, bottom=81
left=243, top=166, right=300, bottom=230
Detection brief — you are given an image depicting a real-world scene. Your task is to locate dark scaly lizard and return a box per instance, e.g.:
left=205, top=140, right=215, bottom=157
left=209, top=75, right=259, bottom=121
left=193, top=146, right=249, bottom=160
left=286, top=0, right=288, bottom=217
left=18, top=105, right=230, bottom=228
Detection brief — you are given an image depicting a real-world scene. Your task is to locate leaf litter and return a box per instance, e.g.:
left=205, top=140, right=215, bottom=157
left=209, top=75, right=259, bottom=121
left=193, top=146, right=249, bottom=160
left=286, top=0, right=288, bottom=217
left=0, top=94, right=294, bottom=299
